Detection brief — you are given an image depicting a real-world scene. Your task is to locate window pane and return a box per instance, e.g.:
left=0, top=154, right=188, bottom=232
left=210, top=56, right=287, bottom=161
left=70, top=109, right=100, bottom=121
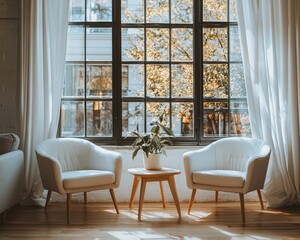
left=87, top=0, right=112, bottom=22
left=86, top=27, right=112, bottom=61
left=122, top=102, right=145, bottom=136
left=122, top=28, right=144, bottom=61
left=203, top=64, right=228, bottom=98
left=146, top=102, right=170, bottom=132
left=229, top=0, right=237, bottom=22
left=147, top=28, right=169, bottom=61
left=171, top=28, right=193, bottom=61
left=230, top=64, right=246, bottom=97
left=171, top=64, right=193, bottom=98
left=230, top=26, right=242, bottom=61
left=146, top=64, right=170, bottom=98
left=69, top=0, right=85, bottom=21
left=63, top=64, right=84, bottom=97
left=61, top=101, right=85, bottom=137
left=146, top=0, right=169, bottom=23
left=230, top=101, right=251, bottom=136
left=87, top=101, right=112, bottom=136
left=66, top=25, right=84, bottom=61
left=203, top=0, right=227, bottom=22
left=122, top=64, right=145, bottom=97
left=203, top=27, right=228, bottom=61
left=203, top=101, right=228, bottom=137
left=172, top=102, right=194, bottom=137
left=171, top=0, right=193, bottom=23
left=86, top=64, right=112, bottom=98
left=122, top=0, right=144, bottom=23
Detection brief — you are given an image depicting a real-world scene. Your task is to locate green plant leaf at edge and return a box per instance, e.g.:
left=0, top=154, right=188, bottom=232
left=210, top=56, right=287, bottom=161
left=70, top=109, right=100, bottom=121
left=159, top=124, right=175, bottom=136
left=132, top=147, right=140, bottom=160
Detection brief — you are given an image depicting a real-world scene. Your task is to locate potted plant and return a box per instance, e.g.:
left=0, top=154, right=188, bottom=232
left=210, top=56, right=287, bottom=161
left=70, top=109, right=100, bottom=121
left=127, top=113, right=175, bottom=170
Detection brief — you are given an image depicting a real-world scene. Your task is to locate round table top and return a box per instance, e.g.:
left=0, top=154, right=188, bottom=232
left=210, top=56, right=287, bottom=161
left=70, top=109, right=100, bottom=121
left=128, top=167, right=181, bottom=177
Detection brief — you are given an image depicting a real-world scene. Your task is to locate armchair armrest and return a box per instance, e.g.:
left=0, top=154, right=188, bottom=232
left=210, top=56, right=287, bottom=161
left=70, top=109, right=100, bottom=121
left=88, top=146, right=123, bottom=188
left=183, top=145, right=216, bottom=189
left=243, top=145, right=271, bottom=193
left=35, top=150, right=65, bottom=194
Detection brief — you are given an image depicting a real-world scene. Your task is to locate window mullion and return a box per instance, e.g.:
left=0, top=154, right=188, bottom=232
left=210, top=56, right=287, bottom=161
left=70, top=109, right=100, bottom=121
left=113, top=0, right=122, bottom=144
left=194, top=0, right=201, bottom=144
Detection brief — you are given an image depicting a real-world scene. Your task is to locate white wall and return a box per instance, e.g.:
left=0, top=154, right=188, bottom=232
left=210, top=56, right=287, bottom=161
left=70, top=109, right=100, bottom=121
left=50, top=147, right=260, bottom=204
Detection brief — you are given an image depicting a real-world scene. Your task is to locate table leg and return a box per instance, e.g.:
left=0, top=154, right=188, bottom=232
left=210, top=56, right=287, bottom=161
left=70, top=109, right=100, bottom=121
left=138, top=178, right=147, bottom=220
left=129, top=176, right=140, bottom=208
left=159, top=181, right=166, bottom=208
left=168, top=175, right=181, bottom=218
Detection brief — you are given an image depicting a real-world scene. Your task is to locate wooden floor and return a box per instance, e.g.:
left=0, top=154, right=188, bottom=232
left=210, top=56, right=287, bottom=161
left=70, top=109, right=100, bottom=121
left=0, top=201, right=300, bottom=239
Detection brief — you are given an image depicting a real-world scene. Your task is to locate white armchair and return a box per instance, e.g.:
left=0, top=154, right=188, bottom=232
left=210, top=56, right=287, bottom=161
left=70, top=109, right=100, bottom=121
left=36, top=138, right=122, bottom=224
left=183, top=137, right=271, bottom=223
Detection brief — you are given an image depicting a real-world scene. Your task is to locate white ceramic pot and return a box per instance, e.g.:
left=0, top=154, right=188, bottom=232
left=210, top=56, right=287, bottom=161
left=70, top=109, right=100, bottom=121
left=143, top=153, right=162, bottom=170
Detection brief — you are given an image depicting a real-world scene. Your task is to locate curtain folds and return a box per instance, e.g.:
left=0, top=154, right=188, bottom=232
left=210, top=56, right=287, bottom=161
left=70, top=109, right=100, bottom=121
left=19, top=0, right=70, bottom=202
left=237, top=0, right=300, bottom=207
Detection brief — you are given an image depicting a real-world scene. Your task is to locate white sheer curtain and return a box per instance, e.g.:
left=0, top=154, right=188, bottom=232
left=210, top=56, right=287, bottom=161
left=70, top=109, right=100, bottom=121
left=19, top=0, right=70, bottom=202
left=237, top=0, right=300, bottom=207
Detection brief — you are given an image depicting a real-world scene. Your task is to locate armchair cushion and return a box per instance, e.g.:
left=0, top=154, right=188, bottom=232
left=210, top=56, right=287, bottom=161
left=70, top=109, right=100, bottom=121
left=193, top=170, right=245, bottom=188
left=62, top=170, right=115, bottom=190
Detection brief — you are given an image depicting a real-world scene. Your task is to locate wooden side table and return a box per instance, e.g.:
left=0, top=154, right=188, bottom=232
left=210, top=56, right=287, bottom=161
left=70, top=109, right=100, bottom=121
left=128, top=167, right=181, bottom=220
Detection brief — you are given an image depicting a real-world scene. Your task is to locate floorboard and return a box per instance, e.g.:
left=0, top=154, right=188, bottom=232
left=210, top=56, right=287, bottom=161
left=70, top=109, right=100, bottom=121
left=0, top=202, right=299, bottom=239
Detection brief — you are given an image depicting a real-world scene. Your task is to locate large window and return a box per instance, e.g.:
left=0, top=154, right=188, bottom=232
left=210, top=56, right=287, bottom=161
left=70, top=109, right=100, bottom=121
left=60, top=0, right=251, bottom=145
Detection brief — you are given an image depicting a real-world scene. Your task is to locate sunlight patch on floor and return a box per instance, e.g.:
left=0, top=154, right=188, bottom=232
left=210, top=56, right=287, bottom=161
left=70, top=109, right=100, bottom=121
left=147, top=211, right=175, bottom=218
left=255, top=210, right=290, bottom=215
left=118, top=210, right=140, bottom=219
left=186, top=211, right=212, bottom=221
left=118, top=209, right=178, bottom=220
left=249, top=235, right=271, bottom=240
left=108, top=229, right=177, bottom=239
left=209, top=226, right=261, bottom=240
left=108, top=229, right=204, bottom=240
left=210, top=226, right=236, bottom=237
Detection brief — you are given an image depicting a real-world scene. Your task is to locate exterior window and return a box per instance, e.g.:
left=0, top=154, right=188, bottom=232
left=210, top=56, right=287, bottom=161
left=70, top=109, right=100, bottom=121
left=60, top=0, right=251, bottom=144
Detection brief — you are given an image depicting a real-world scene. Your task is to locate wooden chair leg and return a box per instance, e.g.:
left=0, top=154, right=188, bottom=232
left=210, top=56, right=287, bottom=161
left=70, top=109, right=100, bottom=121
left=239, top=193, right=245, bottom=224
left=84, top=192, right=87, bottom=204
left=215, top=191, right=219, bottom=203
left=109, top=189, right=119, bottom=214
left=187, top=189, right=197, bottom=214
left=45, top=190, right=52, bottom=211
left=257, top=189, right=264, bottom=210
left=67, top=193, right=71, bottom=224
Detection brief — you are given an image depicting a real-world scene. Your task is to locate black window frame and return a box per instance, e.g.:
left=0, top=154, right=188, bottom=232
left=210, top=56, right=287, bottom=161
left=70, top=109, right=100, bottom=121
left=60, top=0, right=249, bottom=146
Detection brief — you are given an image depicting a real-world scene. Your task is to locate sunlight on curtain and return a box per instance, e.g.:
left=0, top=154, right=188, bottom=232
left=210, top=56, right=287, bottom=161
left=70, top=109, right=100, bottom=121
left=237, top=0, right=300, bottom=207
left=19, top=0, right=70, bottom=203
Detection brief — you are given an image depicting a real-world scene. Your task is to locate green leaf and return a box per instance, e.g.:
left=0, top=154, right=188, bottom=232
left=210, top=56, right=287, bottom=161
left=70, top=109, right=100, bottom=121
left=149, top=121, right=159, bottom=126
left=151, top=125, right=159, bottom=134
left=144, top=148, right=150, bottom=157
left=132, top=137, right=143, bottom=147
left=132, top=147, right=140, bottom=160
left=142, top=143, right=149, bottom=153
left=130, top=131, right=141, bottom=137
left=159, top=114, right=164, bottom=123
left=159, top=124, right=175, bottom=136
left=161, top=138, right=173, bottom=146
